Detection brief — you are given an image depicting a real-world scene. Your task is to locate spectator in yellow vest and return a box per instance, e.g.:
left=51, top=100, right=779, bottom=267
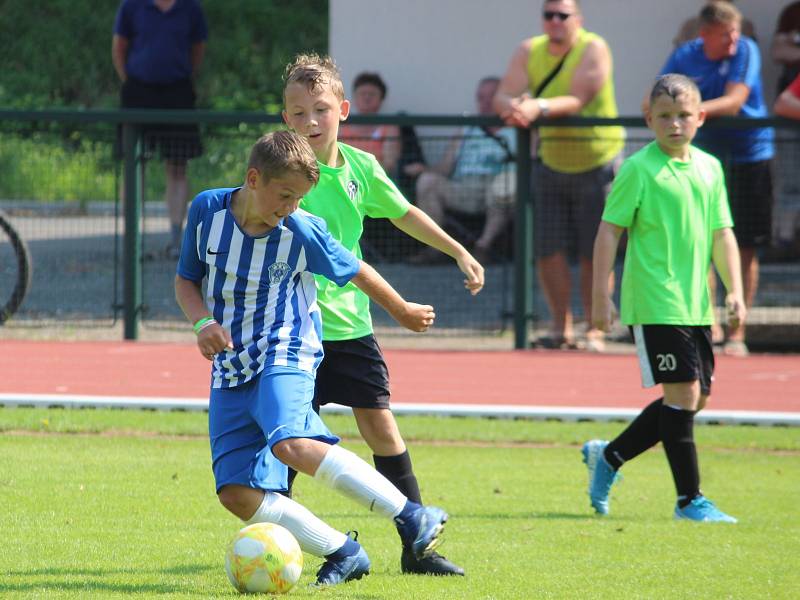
left=494, top=0, right=624, bottom=351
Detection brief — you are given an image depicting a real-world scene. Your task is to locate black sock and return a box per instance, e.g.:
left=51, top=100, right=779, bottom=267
left=603, top=397, right=663, bottom=470
left=373, top=450, right=422, bottom=504
left=659, top=404, right=700, bottom=507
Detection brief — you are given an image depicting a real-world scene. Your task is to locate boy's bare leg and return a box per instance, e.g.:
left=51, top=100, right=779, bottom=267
left=352, top=407, right=406, bottom=456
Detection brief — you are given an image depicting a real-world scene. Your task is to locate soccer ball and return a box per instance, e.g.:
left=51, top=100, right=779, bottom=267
left=225, top=523, right=303, bottom=594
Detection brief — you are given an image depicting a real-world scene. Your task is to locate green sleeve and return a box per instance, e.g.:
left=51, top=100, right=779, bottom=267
left=601, top=158, right=641, bottom=228
left=362, top=154, right=411, bottom=219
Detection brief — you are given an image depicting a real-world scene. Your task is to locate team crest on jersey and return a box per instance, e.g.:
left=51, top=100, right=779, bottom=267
left=346, top=180, right=359, bottom=200
left=268, top=262, right=292, bottom=285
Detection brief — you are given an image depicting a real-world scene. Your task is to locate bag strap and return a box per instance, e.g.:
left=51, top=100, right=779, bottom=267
left=479, top=127, right=516, bottom=164
left=533, top=47, right=572, bottom=98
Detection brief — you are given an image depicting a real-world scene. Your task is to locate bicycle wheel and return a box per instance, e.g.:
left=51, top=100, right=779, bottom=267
left=0, top=209, right=32, bottom=324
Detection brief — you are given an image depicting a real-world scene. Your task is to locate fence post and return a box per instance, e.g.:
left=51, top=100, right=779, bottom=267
left=513, top=127, right=534, bottom=349
left=122, top=122, right=143, bottom=340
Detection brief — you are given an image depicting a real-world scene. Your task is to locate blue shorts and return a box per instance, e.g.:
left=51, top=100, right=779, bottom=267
left=208, top=366, right=339, bottom=494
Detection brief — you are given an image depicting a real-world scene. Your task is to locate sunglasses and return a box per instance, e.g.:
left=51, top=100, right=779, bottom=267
left=543, top=11, right=573, bottom=21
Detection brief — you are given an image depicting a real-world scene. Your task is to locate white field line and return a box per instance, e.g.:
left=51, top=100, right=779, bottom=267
left=0, top=393, right=798, bottom=427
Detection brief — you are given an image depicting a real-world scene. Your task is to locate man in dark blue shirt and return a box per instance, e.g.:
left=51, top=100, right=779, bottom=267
left=658, top=1, right=774, bottom=357
left=112, top=0, right=208, bottom=259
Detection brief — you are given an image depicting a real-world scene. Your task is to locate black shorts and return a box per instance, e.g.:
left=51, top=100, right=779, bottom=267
left=725, top=159, right=774, bottom=248
left=534, top=158, right=618, bottom=259
left=116, top=77, right=203, bottom=162
left=314, top=334, right=391, bottom=410
left=630, top=325, right=715, bottom=395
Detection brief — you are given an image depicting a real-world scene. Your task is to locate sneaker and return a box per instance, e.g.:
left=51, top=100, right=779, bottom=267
left=314, top=537, right=371, bottom=587
left=581, top=439, right=620, bottom=515
left=674, top=495, right=738, bottom=523
left=401, top=546, right=465, bottom=576
left=394, top=505, right=448, bottom=560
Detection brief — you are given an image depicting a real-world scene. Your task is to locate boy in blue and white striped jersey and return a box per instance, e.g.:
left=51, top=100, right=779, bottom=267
left=175, top=131, right=449, bottom=587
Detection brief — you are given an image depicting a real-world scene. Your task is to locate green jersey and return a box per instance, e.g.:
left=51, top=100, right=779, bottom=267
left=602, top=141, right=733, bottom=325
left=300, top=142, right=411, bottom=340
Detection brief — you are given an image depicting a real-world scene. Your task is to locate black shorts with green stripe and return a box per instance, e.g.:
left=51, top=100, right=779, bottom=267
left=630, top=325, right=715, bottom=396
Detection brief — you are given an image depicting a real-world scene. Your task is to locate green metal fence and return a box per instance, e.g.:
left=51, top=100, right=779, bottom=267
left=1, top=109, right=798, bottom=349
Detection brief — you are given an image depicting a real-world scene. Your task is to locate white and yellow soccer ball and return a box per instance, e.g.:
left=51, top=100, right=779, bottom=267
left=225, top=523, right=303, bottom=594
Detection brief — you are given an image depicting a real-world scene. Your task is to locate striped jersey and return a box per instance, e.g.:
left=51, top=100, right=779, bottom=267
left=176, top=187, right=360, bottom=388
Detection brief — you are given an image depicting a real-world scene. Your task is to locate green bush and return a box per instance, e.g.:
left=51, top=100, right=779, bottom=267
left=0, top=0, right=328, bottom=110
left=0, top=1, right=327, bottom=202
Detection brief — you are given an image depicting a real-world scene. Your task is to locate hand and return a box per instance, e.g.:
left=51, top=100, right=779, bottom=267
left=196, top=322, right=234, bottom=361
left=499, top=97, right=540, bottom=128
left=591, top=296, right=616, bottom=333
left=456, top=252, right=485, bottom=296
left=725, top=293, right=746, bottom=330
left=397, top=302, right=435, bottom=332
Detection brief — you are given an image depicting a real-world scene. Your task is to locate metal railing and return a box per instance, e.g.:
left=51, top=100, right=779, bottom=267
left=1, top=109, right=798, bottom=348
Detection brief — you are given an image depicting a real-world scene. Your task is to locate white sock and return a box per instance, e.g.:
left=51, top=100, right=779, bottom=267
left=245, top=491, right=347, bottom=557
left=314, top=444, right=407, bottom=519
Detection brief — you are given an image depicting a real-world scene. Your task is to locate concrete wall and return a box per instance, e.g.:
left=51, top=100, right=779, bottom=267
left=330, top=0, right=788, bottom=116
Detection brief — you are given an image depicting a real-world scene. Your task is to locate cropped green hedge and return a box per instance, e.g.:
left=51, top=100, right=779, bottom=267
left=0, top=0, right=328, bottom=110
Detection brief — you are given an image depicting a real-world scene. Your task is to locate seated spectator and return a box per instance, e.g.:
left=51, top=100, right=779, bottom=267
left=339, top=72, right=401, bottom=176
left=411, top=77, right=516, bottom=264
left=771, top=1, right=800, bottom=94
left=673, top=0, right=756, bottom=47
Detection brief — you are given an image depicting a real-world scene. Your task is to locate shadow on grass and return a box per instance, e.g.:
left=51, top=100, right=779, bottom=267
left=1, top=563, right=217, bottom=595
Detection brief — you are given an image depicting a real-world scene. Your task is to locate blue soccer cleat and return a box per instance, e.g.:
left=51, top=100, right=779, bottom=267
left=581, top=439, right=620, bottom=515
left=314, top=541, right=371, bottom=587
left=674, top=495, right=738, bottom=523
left=395, top=505, right=448, bottom=560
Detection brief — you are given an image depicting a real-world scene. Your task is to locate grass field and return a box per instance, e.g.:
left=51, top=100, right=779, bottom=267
left=1, top=408, right=798, bottom=599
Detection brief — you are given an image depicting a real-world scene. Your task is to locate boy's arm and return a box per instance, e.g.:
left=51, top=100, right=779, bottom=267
left=591, top=221, right=624, bottom=332
left=390, top=205, right=485, bottom=295
left=175, top=274, right=233, bottom=360
left=711, top=227, right=746, bottom=330
left=350, top=260, right=435, bottom=332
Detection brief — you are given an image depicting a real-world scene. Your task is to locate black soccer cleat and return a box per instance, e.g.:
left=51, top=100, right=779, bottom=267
left=401, top=546, right=465, bottom=576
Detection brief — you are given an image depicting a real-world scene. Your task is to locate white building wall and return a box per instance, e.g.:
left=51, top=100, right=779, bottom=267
left=330, top=0, right=787, bottom=117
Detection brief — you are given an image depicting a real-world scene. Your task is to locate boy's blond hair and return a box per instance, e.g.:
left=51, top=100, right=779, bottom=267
left=283, top=53, right=345, bottom=101
left=699, top=1, right=741, bottom=27
left=248, top=130, right=320, bottom=185
left=649, top=74, right=702, bottom=106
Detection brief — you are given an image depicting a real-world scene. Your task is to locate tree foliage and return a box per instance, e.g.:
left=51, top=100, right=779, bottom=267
left=0, top=0, right=328, bottom=110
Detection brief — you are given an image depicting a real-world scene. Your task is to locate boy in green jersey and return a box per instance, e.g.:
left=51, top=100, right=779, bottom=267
left=282, top=53, right=483, bottom=575
left=582, top=74, right=746, bottom=522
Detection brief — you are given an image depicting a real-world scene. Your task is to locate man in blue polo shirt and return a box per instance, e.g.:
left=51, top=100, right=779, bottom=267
left=112, top=0, right=208, bottom=259
left=658, top=0, right=774, bottom=357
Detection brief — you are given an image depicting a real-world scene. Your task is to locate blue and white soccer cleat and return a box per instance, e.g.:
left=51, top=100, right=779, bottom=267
left=314, top=542, right=371, bottom=586
left=674, top=495, right=738, bottom=523
left=395, top=505, right=448, bottom=560
left=581, top=439, right=620, bottom=515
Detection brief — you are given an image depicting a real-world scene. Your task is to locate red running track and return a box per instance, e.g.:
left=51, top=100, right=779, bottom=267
left=1, top=340, right=797, bottom=412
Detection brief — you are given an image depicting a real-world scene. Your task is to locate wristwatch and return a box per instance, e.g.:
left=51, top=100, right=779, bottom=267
left=536, top=98, right=550, bottom=117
